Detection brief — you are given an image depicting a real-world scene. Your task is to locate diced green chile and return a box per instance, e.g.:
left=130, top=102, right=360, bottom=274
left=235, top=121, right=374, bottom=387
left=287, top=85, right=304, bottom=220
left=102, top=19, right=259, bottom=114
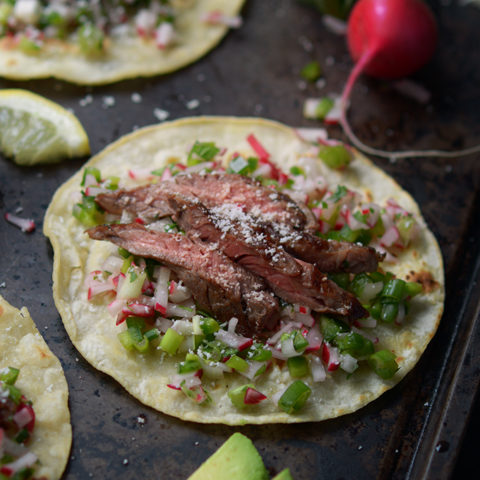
left=287, top=356, right=309, bottom=378
left=228, top=384, right=254, bottom=409
left=0, top=366, right=19, bottom=385
left=319, top=316, right=349, bottom=343
left=278, top=381, right=311, bottom=414
left=368, top=350, right=399, bottom=379
left=334, top=332, right=374, bottom=358
left=318, top=145, right=352, bottom=170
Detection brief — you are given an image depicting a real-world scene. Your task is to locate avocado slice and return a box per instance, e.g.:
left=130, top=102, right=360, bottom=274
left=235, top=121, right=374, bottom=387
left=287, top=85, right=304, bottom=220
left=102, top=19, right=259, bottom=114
left=188, top=433, right=269, bottom=480
left=272, top=468, right=294, bottom=480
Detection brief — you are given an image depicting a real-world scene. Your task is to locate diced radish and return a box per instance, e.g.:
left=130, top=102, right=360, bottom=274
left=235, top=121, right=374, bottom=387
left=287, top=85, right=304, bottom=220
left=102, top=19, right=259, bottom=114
left=122, top=302, right=154, bottom=318
left=0, top=452, right=37, bottom=475
left=13, top=405, right=35, bottom=431
left=153, top=266, right=170, bottom=314
left=380, top=225, right=400, bottom=247
left=340, top=353, right=358, bottom=373
left=310, top=356, right=327, bottom=382
left=215, top=329, right=253, bottom=351
left=155, top=22, right=174, bottom=49
left=202, top=10, right=243, bottom=28
left=322, top=343, right=340, bottom=371
left=295, top=127, right=328, bottom=143
left=305, top=324, right=323, bottom=353
left=244, top=387, right=267, bottom=405
left=239, top=360, right=267, bottom=380
left=280, top=336, right=297, bottom=358
left=4, top=213, right=35, bottom=233
left=228, top=317, right=239, bottom=334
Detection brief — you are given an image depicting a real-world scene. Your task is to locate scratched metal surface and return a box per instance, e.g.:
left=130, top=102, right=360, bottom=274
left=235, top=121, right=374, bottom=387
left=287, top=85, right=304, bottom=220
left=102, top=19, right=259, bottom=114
left=1, top=1, right=479, bottom=479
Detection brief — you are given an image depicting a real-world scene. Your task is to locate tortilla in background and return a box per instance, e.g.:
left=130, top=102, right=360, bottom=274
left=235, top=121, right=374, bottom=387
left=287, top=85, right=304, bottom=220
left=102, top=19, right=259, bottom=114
left=0, top=295, right=72, bottom=479
left=0, top=1, right=245, bottom=85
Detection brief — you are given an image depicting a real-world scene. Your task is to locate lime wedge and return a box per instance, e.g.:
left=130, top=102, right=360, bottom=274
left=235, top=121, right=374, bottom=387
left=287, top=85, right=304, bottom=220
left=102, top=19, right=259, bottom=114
left=0, top=89, right=90, bottom=165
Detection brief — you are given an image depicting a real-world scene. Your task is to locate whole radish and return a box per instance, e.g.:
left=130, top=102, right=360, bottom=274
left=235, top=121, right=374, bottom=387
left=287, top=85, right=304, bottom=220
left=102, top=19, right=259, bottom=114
left=338, top=0, right=480, bottom=160
left=348, top=0, right=438, bottom=79
left=342, top=0, right=438, bottom=105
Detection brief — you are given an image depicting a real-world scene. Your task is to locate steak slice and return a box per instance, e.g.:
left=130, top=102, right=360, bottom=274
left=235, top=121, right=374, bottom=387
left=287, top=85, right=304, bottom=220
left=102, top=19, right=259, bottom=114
left=96, top=177, right=382, bottom=273
left=175, top=172, right=317, bottom=230
left=161, top=194, right=368, bottom=321
left=87, top=223, right=280, bottom=337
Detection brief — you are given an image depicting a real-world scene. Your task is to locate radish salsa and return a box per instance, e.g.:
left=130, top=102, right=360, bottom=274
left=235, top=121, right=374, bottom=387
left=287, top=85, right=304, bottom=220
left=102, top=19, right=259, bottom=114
left=0, top=367, right=42, bottom=480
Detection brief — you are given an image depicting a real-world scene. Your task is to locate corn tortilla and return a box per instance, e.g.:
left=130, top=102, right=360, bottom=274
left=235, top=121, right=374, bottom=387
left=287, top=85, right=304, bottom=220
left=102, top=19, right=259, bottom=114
left=0, top=295, right=72, bottom=478
left=44, top=117, right=444, bottom=424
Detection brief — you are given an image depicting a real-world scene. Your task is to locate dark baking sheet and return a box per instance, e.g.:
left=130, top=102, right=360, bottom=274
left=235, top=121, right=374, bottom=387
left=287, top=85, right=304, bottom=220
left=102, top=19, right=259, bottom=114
left=1, top=1, right=479, bottom=478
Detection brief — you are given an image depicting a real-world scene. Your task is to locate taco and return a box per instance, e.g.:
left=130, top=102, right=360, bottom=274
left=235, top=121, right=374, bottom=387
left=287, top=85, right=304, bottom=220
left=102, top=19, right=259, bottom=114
left=0, top=295, right=71, bottom=479
left=44, top=117, right=444, bottom=425
left=0, top=1, right=244, bottom=85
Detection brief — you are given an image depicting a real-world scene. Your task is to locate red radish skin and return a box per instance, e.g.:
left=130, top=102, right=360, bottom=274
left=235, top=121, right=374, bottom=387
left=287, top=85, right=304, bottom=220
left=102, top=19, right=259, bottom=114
left=338, top=0, right=480, bottom=160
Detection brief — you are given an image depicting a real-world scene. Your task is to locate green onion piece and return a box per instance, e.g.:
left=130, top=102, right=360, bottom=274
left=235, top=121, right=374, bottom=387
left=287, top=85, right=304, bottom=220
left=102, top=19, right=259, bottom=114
left=120, top=255, right=133, bottom=274
left=144, top=328, right=160, bottom=341
left=301, top=60, right=323, bottom=82
left=14, top=428, right=30, bottom=444
left=225, top=355, right=249, bottom=372
left=5, top=384, right=22, bottom=404
left=0, top=366, right=19, bottom=385
left=18, top=36, right=40, bottom=54
left=178, top=354, right=203, bottom=374
left=314, top=97, right=335, bottom=120
left=199, top=317, right=220, bottom=336
left=187, top=141, right=220, bottom=166
left=326, top=224, right=358, bottom=243
left=104, top=176, right=120, bottom=190
left=368, top=350, right=399, bottom=379
left=117, top=247, right=131, bottom=259
left=318, top=145, right=352, bottom=170
left=133, top=336, right=149, bottom=353
left=370, top=215, right=385, bottom=237
left=278, top=381, right=311, bottom=414
left=382, top=279, right=407, bottom=301
left=406, top=281, right=422, bottom=297
left=319, top=316, right=349, bottom=343
left=287, top=356, right=309, bottom=378
left=380, top=302, right=399, bottom=323
left=160, top=328, right=183, bottom=355
left=126, top=317, right=145, bottom=330
left=118, top=330, right=135, bottom=351
left=77, top=23, right=104, bottom=54
left=396, top=215, right=416, bottom=245
left=228, top=384, right=253, bottom=409
left=81, top=167, right=102, bottom=186
left=289, top=166, right=305, bottom=176
left=349, top=273, right=371, bottom=298
left=246, top=344, right=272, bottom=362
left=117, top=268, right=146, bottom=299
left=334, top=332, right=374, bottom=358
left=368, top=300, right=382, bottom=320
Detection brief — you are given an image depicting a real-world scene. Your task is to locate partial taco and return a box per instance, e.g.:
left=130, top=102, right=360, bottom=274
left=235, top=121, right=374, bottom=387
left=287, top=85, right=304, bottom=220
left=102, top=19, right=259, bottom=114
left=0, top=1, right=244, bottom=84
left=44, top=117, right=444, bottom=424
left=0, top=295, right=71, bottom=479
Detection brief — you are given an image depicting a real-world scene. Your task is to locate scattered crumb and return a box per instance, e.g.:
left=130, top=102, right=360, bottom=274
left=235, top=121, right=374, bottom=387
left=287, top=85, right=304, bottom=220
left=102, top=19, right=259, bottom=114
left=153, top=108, right=170, bottom=121
left=102, top=96, right=116, bottom=109
left=186, top=99, right=200, bottom=110
left=131, top=93, right=142, bottom=104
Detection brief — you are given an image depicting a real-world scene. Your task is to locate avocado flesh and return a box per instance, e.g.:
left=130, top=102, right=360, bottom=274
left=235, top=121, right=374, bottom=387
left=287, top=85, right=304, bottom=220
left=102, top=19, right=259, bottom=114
left=272, top=468, right=294, bottom=480
left=188, top=433, right=269, bottom=480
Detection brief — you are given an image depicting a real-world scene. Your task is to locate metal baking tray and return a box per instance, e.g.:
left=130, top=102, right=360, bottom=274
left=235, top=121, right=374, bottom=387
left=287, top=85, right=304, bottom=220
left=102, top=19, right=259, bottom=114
left=1, top=1, right=479, bottom=478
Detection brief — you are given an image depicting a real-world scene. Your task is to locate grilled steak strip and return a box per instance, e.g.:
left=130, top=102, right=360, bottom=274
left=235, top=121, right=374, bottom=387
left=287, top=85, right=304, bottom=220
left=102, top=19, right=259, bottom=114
left=167, top=197, right=367, bottom=320
left=87, top=223, right=280, bottom=337
left=96, top=177, right=382, bottom=273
